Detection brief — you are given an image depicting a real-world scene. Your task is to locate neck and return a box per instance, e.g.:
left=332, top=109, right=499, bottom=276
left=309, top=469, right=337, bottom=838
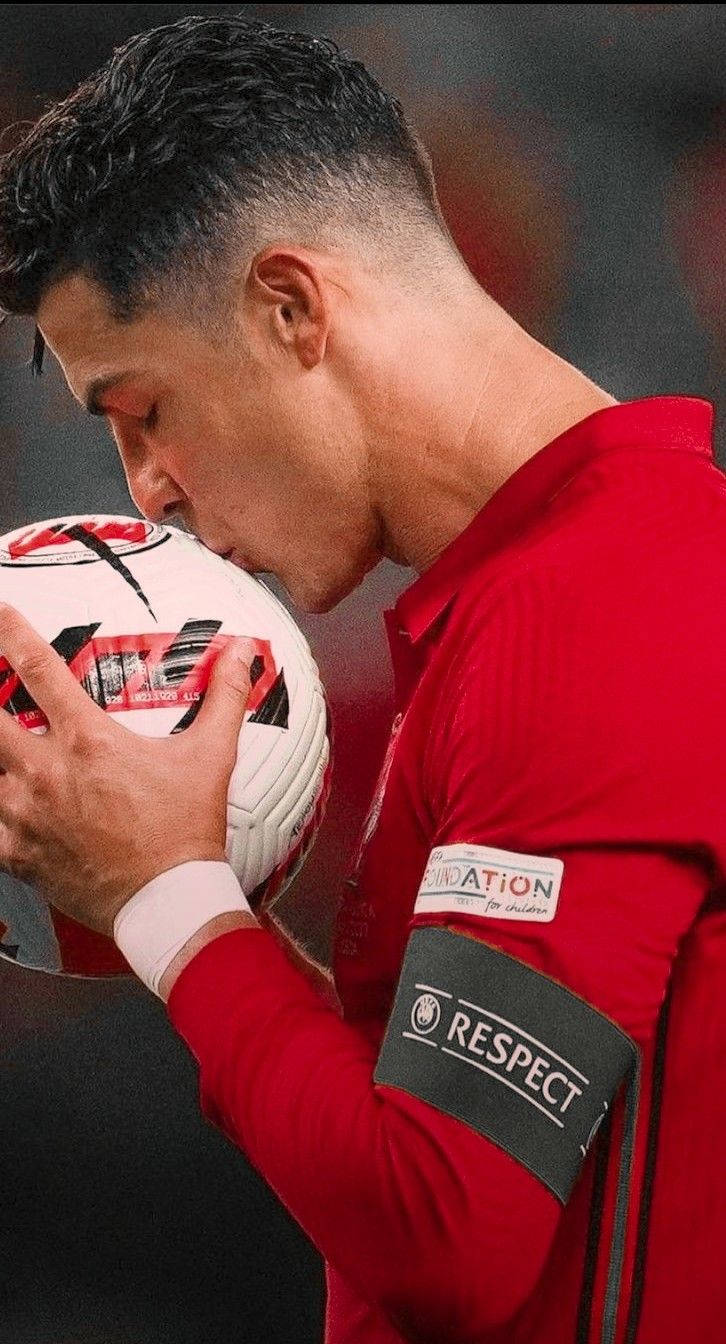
left=370, top=283, right=617, bottom=574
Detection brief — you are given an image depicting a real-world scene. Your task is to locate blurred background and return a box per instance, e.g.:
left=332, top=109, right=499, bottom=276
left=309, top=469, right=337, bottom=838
left=0, top=4, right=724, bottom=1341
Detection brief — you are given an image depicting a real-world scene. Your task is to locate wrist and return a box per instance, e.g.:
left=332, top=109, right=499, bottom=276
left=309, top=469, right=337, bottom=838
left=158, top=909, right=259, bottom=1002
left=113, top=860, right=255, bottom=998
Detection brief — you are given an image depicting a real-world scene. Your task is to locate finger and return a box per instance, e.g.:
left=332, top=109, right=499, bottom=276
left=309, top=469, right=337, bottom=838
left=0, top=603, right=103, bottom=734
left=0, top=703, right=38, bottom=772
left=188, top=637, right=253, bottom=766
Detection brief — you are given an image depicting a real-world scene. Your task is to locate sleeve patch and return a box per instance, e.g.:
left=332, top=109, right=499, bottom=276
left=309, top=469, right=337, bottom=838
left=374, top=927, right=638, bottom=1203
left=414, top=842, right=564, bottom=923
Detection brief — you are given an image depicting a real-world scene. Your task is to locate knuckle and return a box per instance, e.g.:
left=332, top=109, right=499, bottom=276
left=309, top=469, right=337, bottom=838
left=14, top=650, right=48, bottom=684
left=21, top=751, right=59, bottom=801
left=20, top=753, right=42, bottom=790
left=70, top=722, right=107, bottom=759
left=20, top=744, right=45, bottom=780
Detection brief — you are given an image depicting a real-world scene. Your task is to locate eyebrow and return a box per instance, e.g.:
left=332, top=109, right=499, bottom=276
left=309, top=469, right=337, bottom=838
left=83, top=372, right=134, bottom=416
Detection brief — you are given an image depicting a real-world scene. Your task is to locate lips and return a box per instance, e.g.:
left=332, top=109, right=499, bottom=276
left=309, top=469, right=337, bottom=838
left=199, top=539, right=233, bottom=559
left=199, top=539, right=256, bottom=572
left=229, top=551, right=257, bottom=573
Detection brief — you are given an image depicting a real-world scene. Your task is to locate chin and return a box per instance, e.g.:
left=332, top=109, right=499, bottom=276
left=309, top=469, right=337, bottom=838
left=284, top=555, right=378, bottom=615
left=288, top=584, right=345, bottom=616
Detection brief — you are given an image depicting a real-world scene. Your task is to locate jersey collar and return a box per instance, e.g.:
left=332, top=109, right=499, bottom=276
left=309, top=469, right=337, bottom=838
left=392, top=395, right=715, bottom=646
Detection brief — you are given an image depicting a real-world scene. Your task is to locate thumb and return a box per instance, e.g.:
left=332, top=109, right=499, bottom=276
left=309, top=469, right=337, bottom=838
left=190, top=637, right=254, bottom=758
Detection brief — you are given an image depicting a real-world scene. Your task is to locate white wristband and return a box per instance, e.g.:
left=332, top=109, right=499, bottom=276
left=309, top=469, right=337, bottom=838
left=113, top=861, right=252, bottom=998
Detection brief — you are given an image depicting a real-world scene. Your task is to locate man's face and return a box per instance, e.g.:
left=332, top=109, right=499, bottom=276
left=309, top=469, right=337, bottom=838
left=36, top=268, right=383, bottom=613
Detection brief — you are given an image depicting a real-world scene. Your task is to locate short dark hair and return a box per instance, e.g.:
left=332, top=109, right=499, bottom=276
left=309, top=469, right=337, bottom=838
left=0, top=12, right=451, bottom=371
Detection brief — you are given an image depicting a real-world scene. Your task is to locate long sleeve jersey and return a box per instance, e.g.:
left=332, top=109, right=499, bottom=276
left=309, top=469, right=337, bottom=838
left=168, top=396, right=726, bottom=1344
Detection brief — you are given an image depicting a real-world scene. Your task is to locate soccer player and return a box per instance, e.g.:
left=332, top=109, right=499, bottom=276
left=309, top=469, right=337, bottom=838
left=0, top=15, right=723, bottom=1344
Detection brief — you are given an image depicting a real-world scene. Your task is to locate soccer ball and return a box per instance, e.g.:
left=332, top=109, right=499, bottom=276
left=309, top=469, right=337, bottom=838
left=0, top=515, right=332, bottom=977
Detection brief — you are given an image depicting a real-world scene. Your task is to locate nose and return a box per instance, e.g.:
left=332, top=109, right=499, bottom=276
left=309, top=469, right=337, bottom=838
left=115, top=428, right=185, bottom=525
left=129, top=463, right=184, bottom=525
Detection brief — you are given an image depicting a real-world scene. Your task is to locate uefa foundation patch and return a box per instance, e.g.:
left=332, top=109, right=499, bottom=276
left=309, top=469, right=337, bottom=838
left=415, top=843, right=564, bottom=923
left=374, top=927, right=637, bottom=1203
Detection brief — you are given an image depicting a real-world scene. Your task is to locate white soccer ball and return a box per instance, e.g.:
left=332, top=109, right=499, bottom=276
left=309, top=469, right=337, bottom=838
left=0, top=515, right=332, bottom=976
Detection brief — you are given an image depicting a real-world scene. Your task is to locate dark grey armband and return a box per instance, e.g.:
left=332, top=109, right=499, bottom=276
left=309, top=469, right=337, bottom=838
left=374, top=926, right=638, bottom=1203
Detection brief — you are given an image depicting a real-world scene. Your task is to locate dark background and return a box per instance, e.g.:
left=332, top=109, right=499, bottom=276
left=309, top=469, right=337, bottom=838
left=0, top=5, right=724, bottom=1341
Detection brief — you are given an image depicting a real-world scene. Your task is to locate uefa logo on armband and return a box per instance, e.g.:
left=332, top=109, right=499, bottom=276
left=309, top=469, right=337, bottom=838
left=410, top=993, right=441, bottom=1035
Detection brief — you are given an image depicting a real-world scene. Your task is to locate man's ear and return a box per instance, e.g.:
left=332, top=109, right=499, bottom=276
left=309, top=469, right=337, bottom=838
left=248, top=247, right=330, bottom=369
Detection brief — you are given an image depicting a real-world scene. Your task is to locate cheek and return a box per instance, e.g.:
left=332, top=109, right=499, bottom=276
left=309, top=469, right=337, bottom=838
left=169, top=438, right=267, bottom=529
left=164, top=431, right=235, bottom=497
left=167, top=399, right=354, bottom=528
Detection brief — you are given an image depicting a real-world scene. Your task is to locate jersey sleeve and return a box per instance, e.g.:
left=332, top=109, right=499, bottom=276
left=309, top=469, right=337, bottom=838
left=168, top=922, right=561, bottom=1342
left=166, top=569, right=707, bottom=1343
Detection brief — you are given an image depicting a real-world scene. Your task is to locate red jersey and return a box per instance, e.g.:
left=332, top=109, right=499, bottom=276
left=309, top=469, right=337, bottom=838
left=168, top=395, right=726, bottom=1344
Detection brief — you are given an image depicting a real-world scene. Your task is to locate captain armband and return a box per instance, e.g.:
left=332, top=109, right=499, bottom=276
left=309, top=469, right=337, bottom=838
left=374, top=927, right=638, bottom=1203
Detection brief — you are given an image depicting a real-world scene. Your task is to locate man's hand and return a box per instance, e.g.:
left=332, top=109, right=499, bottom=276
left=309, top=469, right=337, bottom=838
left=0, top=604, right=253, bottom=937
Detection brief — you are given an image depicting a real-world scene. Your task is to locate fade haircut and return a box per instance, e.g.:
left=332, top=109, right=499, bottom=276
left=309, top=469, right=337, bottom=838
left=0, top=13, right=455, bottom=373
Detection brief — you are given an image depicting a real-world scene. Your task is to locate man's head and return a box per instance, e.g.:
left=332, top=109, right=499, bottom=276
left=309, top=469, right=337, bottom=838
left=0, top=14, right=470, bottom=611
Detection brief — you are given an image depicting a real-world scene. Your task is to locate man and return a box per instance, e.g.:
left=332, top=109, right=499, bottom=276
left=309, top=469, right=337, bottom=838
left=0, top=14, right=723, bottom=1344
